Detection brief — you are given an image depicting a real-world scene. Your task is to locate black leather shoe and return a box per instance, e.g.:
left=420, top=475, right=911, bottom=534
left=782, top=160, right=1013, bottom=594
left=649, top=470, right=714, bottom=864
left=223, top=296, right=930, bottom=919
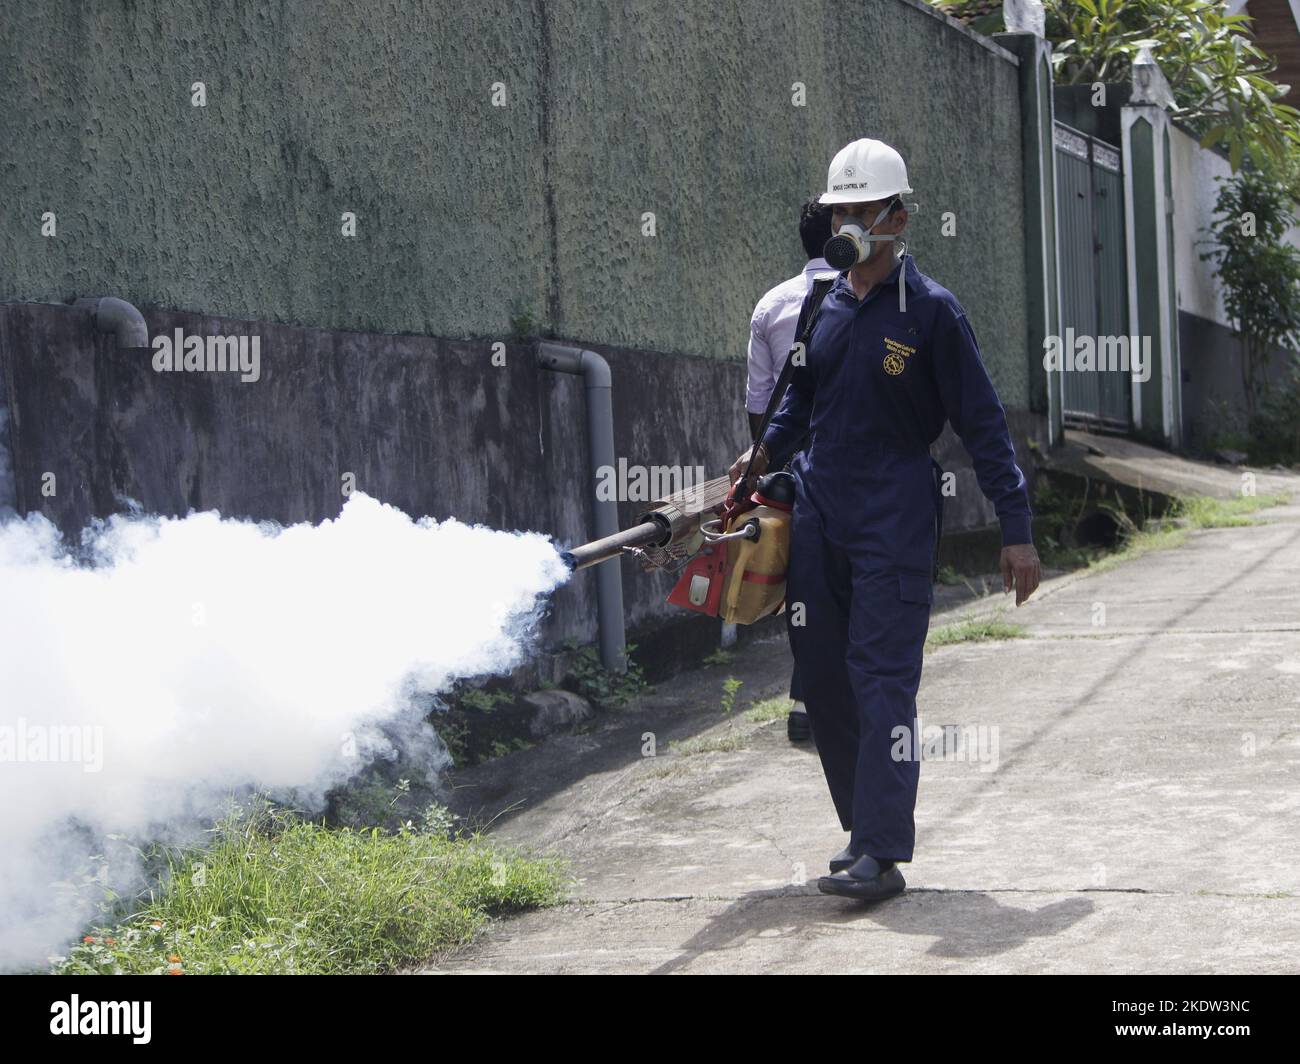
left=829, top=845, right=859, bottom=873
left=817, top=855, right=906, bottom=901
left=787, top=705, right=811, bottom=742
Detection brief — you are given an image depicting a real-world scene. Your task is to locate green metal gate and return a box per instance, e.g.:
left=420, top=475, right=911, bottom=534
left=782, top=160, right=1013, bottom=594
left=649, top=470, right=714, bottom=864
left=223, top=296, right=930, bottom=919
left=1054, top=122, right=1131, bottom=430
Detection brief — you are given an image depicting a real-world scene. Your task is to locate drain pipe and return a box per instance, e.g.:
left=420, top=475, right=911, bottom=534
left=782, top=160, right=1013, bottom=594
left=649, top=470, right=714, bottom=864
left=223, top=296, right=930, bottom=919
left=537, top=342, right=626, bottom=674
left=74, top=296, right=149, bottom=348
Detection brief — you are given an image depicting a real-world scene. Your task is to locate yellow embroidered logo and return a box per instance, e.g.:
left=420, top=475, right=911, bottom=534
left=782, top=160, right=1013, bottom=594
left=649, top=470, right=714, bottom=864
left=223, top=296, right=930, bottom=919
left=882, top=337, right=916, bottom=376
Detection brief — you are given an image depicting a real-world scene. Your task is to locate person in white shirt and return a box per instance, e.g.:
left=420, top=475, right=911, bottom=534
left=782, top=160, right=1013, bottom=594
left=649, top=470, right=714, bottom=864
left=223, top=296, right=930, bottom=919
left=744, top=200, right=833, bottom=742
left=745, top=201, right=834, bottom=439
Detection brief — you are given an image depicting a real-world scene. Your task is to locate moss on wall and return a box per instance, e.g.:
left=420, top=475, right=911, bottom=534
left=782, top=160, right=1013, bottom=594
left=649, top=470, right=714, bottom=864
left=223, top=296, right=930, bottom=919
left=0, top=0, right=1028, bottom=403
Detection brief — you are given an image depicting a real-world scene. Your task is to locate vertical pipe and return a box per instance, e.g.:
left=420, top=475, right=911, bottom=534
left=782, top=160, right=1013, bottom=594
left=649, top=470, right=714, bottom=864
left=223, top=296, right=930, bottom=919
left=537, top=342, right=627, bottom=673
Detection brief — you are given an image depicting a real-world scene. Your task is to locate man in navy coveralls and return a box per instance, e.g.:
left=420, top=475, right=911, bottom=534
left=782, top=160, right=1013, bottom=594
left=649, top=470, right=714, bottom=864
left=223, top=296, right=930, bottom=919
left=730, top=139, right=1042, bottom=901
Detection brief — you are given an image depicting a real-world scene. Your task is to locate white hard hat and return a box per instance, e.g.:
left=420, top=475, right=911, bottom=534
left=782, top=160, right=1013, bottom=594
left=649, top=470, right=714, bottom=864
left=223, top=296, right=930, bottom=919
left=819, top=139, right=912, bottom=204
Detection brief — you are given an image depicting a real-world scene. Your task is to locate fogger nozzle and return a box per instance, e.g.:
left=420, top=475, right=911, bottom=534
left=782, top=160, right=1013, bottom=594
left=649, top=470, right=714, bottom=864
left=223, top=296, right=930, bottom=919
left=561, top=517, right=670, bottom=571
left=560, top=473, right=734, bottom=572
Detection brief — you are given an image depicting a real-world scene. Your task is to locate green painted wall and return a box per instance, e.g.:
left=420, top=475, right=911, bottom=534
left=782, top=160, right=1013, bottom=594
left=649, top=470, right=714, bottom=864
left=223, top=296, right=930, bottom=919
left=0, top=0, right=1029, bottom=404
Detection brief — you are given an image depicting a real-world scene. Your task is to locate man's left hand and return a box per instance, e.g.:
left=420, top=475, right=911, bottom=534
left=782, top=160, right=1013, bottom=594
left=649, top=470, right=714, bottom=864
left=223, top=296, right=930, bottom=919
left=1000, top=543, right=1041, bottom=606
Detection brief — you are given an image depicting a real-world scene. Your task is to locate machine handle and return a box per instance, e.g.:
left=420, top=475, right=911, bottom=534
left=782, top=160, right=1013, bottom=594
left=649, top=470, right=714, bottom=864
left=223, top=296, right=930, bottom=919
left=699, top=518, right=760, bottom=544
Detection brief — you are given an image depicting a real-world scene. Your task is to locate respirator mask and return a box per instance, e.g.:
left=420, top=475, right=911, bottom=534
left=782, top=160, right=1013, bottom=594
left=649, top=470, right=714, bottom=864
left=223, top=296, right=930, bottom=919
left=823, top=199, right=901, bottom=270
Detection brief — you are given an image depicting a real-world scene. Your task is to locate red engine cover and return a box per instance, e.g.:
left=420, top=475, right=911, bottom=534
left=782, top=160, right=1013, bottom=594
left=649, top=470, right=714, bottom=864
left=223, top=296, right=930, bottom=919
left=666, top=545, right=727, bottom=616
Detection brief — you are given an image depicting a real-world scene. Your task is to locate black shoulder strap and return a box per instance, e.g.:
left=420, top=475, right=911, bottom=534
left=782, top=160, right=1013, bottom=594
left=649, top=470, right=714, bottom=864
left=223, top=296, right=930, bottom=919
left=742, top=274, right=837, bottom=483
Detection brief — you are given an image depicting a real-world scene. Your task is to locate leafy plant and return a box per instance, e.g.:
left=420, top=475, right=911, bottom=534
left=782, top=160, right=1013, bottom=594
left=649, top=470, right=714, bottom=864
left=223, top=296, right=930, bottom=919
left=1047, top=0, right=1300, bottom=169
left=719, top=676, right=743, bottom=717
left=562, top=641, right=648, bottom=709
left=1201, top=168, right=1300, bottom=426
left=459, top=687, right=513, bottom=713
left=488, top=738, right=533, bottom=758
left=435, top=716, right=471, bottom=767
left=508, top=301, right=541, bottom=340
left=933, top=0, right=1300, bottom=172
left=1031, top=476, right=1094, bottom=565
left=938, top=0, right=1007, bottom=36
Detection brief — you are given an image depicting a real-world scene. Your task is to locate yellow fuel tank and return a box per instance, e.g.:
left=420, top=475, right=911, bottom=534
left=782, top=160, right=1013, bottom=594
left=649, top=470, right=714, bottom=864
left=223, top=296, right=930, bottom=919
left=718, top=502, right=792, bottom=625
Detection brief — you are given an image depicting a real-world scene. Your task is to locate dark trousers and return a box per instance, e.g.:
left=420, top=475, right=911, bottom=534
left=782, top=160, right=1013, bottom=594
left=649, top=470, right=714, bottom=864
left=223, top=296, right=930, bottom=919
left=785, top=502, right=932, bottom=862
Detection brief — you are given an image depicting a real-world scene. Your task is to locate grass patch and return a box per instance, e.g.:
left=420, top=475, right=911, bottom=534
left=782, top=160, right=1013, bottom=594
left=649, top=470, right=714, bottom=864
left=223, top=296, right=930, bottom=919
left=51, top=801, right=565, bottom=975
left=668, top=730, right=747, bottom=756
left=1033, top=473, right=1290, bottom=575
left=744, top=696, right=794, bottom=724
left=1172, top=492, right=1288, bottom=529
left=926, top=615, right=1027, bottom=648
left=1083, top=522, right=1189, bottom=576
left=1083, top=492, right=1289, bottom=577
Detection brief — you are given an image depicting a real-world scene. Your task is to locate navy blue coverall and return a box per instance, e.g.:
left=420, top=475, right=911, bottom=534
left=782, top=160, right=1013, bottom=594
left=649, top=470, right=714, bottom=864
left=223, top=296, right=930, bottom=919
left=764, top=253, right=1032, bottom=863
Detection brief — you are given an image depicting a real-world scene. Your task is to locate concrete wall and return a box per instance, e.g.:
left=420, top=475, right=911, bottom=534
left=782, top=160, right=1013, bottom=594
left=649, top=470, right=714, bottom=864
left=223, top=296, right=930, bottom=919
left=0, top=301, right=753, bottom=647
left=1179, top=313, right=1297, bottom=452
left=1, top=0, right=1029, bottom=402
left=1170, top=124, right=1235, bottom=327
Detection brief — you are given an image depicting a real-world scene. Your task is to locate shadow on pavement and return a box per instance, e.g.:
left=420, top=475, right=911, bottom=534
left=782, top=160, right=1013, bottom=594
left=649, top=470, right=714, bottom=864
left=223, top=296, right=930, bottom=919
left=650, top=887, right=1096, bottom=973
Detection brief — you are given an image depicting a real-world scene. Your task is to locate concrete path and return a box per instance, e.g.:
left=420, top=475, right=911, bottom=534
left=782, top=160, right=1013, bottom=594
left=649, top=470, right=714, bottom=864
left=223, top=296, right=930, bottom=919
left=426, top=490, right=1300, bottom=974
